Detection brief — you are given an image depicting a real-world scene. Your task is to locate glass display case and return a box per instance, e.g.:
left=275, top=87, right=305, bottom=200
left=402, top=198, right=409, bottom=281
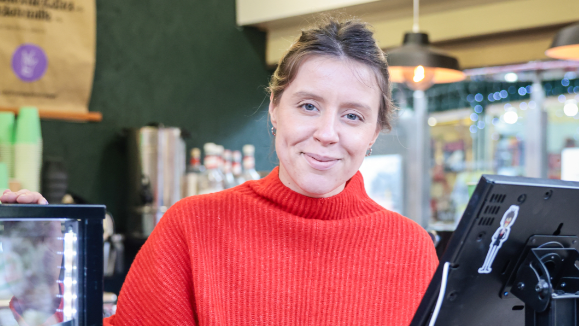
left=0, top=205, right=104, bottom=326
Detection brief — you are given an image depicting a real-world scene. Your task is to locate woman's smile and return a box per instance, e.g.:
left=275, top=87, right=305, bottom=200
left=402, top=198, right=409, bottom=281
left=302, top=152, right=341, bottom=171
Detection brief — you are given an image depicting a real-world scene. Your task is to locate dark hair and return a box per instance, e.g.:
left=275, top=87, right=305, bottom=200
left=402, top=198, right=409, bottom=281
left=268, top=17, right=396, bottom=132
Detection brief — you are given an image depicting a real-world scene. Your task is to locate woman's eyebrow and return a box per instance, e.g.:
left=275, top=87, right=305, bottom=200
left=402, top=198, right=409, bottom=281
left=292, top=91, right=324, bottom=102
left=341, top=101, right=371, bottom=112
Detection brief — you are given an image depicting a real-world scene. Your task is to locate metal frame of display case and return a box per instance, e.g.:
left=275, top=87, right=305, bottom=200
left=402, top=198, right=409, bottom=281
left=0, top=204, right=105, bottom=326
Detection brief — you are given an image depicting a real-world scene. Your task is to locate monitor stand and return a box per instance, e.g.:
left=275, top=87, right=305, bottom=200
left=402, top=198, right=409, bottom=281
left=510, top=240, right=579, bottom=326
left=524, top=299, right=579, bottom=326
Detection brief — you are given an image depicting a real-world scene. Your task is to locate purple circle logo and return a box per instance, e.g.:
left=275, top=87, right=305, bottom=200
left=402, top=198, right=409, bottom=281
left=11, top=44, right=48, bottom=82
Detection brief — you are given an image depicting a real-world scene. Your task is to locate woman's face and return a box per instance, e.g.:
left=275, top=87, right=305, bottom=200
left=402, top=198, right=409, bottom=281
left=269, top=55, right=381, bottom=198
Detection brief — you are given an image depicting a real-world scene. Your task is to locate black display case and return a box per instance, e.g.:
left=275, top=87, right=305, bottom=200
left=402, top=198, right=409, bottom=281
left=0, top=204, right=105, bottom=326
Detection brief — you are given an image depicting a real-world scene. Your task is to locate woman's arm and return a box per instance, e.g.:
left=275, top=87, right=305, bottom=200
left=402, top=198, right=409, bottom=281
left=105, top=202, right=197, bottom=326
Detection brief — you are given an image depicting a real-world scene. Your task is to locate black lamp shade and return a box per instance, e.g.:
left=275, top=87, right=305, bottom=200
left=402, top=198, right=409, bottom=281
left=387, top=32, right=465, bottom=85
left=546, top=22, right=579, bottom=61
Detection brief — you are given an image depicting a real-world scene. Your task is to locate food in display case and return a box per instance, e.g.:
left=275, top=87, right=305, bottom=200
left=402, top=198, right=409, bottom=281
left=0, top=205, right=104, bottom=326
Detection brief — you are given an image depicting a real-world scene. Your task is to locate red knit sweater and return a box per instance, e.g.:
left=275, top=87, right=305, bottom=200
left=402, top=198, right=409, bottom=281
left=104, top=167, right=438, bottom=325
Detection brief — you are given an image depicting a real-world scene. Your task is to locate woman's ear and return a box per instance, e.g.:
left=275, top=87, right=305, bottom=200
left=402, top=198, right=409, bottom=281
left=268, top=93, right=278, bottom=129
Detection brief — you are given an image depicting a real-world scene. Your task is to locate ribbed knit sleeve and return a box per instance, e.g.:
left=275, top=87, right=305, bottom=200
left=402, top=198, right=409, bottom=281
left=103, top=201, right=196, bottom=326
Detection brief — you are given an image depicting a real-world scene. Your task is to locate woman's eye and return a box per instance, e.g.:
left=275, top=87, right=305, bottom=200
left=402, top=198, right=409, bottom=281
left=303, top=103, right=317, bottom=111
left=345, top=113, right=360, bottom=121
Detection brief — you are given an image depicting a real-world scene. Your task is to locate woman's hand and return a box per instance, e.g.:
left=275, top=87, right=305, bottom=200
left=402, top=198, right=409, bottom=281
left=0, top=189, right=48, bottom=204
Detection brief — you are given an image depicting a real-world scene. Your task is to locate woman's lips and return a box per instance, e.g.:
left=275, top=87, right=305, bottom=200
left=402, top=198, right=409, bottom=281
left=303, top=153, right=340, bottom=171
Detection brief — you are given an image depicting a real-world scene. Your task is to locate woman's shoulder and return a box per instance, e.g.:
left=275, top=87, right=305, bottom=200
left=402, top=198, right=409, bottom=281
left=178, top=181, right=258, bottom=207
left=372, top=208, right=432, bottom=240
left=368, top=209, right=438, bottom=266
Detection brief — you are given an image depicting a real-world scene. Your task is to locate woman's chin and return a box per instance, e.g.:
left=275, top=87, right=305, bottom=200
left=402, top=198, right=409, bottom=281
left=279, top=162, right=350, bottom=198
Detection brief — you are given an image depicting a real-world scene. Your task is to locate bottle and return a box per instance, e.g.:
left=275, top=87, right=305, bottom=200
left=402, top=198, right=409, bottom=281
left=232, top=150, right=245, bottom=185
left=216, top=145, right=225, bottom=176
left=214, top=144, right=226, bottom=184
left=197, top=143, right=224, bottom=195
left=223, top=149, right=236, bottom=189
left=185, top=148, right=205, bottom=196
left=242, top=144, right=260, bottom=181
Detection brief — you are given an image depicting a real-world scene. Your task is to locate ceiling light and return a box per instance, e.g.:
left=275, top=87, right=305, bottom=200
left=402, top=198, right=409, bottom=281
left=546, top=22, right=579, bottom=61
left=504, top=111, right=518, bottom=124
left=387, top=0, right=465, bottom=91
left=564, top=101, right=579, bottom=117
left=504, top=73, right=518, bottom=82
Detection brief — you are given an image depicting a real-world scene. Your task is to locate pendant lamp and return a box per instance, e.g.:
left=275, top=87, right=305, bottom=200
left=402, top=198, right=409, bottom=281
left=387, top=0, right=465, bottom=91
left=545, top=22, right=579, bottom=61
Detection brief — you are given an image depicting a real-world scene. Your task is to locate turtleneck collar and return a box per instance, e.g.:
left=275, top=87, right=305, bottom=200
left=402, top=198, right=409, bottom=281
left=247, top=167, right=383, bottom=220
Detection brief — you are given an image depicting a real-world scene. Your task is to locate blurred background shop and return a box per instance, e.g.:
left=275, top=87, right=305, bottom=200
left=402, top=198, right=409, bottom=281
left=0, top=0, right=578, bottom=310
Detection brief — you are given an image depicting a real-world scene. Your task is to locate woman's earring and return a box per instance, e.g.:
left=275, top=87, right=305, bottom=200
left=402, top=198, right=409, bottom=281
left=271, top=127, right=277, bottom=136
left=365, top=148, right=372, bottom=157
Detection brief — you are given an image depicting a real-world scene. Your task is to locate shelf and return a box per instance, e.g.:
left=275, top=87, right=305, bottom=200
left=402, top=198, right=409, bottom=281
left=0, top=107, right=102, bottom=122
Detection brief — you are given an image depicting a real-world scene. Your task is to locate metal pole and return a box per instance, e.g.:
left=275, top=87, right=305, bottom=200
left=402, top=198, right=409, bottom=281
left=406, top=90, right=431, bottom=228
left=525, top=76, right=547, bottom=178
left=413, top=0, right=420, bottom=33
left=475, top=113, right=486, bottom=171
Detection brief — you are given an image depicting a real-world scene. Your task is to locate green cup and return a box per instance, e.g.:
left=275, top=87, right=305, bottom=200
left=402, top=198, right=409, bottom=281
left=0, top=112, right=15, bottom=144
left=0, top=162, right=8, bottom=192
left=15, top=107, right=42, bottom=144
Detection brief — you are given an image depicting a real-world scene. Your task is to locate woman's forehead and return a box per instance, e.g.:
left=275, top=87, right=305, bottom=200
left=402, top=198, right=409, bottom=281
left=298, top=55, right=377, bottom=84
left=285, top=56, right=381, bottom=105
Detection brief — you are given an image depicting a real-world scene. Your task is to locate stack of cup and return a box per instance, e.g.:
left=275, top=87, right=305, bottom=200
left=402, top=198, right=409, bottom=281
left=0, top=112, right=15, bottom=179
left=0, top=162, right=8, bottom=193
left=14, top=107, right=43, bottom=192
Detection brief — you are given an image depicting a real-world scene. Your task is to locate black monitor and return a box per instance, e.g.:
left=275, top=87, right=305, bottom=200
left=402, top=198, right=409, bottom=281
left=411, top=175, right=579, bottom=326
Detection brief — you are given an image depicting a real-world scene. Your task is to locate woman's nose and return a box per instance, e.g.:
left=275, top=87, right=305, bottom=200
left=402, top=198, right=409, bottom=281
left=313, top=112, right=339, bottom=145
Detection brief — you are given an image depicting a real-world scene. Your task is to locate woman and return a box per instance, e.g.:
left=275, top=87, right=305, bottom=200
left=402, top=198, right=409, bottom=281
left=1, top=18, right=438, bottom=325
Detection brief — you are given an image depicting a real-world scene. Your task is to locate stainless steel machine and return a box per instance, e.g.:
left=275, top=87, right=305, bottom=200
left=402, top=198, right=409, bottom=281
left=126, top=126, right=186, bottom=238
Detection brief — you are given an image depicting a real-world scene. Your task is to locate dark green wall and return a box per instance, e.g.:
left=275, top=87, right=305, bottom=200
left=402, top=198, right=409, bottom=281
left=40, top=0, right=275, bottom=232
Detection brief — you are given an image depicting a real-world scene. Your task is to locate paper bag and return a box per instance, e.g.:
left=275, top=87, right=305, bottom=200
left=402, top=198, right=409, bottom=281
left=0, top=0, right=96, bottom=114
